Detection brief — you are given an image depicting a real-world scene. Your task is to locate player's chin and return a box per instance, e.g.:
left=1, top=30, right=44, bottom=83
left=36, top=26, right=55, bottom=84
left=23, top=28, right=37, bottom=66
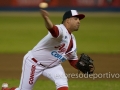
left=74, top=29, right=78, bottom=31
left=75, top=26, right=79, bottom=31
left=74, top=28, right=79, bottom=31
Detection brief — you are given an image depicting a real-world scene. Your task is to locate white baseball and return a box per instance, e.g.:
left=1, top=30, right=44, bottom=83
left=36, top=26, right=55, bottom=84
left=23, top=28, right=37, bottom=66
left=2, top=83, right=8, bottom=88
left=39, top=2, right=48, bottom=8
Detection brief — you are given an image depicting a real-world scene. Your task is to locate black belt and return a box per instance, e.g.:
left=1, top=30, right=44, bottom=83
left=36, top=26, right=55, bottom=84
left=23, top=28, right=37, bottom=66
left=32, top=58, right=46, bottom=67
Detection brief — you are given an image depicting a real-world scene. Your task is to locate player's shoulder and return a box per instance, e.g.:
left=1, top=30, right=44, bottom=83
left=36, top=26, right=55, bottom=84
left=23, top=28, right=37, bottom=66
left=55, top=24, right=68, bottom=31
left=55, top=24, right=64, bottom=28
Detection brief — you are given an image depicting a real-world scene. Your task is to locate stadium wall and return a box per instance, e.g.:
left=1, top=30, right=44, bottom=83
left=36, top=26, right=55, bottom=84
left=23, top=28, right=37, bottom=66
left=0, top=0, right=120, bottom=12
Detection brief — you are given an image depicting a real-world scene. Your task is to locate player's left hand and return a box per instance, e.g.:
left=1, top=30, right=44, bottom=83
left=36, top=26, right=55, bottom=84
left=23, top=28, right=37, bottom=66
left=75, top=53, right=95, bottom=74
left=89, top=65, right=94, bottom=73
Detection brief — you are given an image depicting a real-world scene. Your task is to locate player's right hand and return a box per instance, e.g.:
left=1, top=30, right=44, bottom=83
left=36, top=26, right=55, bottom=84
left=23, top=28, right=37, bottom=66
left=40, top=9, right=49, bottom=19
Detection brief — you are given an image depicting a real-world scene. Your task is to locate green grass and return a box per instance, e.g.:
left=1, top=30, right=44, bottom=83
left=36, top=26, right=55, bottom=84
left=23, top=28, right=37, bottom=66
left=0, top=12, right=120, bottom=53
left=0, top=12, right=119, bottom=90
left=0, top=79, right=120, bottom=90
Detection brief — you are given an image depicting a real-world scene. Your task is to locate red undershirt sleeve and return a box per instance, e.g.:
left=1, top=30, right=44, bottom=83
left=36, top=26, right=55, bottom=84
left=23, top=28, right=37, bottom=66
left=48, top=25, right=59, bottom=38
left=68, top=60, right=78, bottom=69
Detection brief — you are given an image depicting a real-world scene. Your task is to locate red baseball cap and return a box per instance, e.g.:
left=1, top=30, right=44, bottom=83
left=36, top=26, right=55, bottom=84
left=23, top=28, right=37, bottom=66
left=62, top=10, right=85, bottom=23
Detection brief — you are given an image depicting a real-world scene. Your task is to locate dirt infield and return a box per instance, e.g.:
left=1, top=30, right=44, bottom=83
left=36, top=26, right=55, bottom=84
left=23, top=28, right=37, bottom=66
left=0, top=54, right=120, bottom=80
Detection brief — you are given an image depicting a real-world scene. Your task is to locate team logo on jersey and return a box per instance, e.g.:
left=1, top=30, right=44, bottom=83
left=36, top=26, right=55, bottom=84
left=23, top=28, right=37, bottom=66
left=29, top=65, right=36, bottom=85
left=51, top=51, right=66, bottom=62
left=54, top=43, right=66, bottom=53
left=65, top=36, right=67, bottom=39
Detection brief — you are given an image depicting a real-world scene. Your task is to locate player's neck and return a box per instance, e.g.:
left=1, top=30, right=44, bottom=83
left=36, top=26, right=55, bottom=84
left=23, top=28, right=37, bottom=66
left=63, top=23, right=73, bottom=34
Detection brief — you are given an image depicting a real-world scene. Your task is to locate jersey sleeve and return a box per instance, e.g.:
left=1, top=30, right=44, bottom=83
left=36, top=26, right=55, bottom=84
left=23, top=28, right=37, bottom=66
left=47, top=25, right=63, bottom=38
left=68, top=60, right=78, bottom=69
left=66, top=50, right=78, bottom=60
left=66, top=50, right=78, bottom=69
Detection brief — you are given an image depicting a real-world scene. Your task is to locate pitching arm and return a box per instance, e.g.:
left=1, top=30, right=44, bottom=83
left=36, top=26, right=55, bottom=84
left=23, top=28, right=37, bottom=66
left=40, top=9, right=53, bottom=29
left=40, top=9, right=59, bottom=38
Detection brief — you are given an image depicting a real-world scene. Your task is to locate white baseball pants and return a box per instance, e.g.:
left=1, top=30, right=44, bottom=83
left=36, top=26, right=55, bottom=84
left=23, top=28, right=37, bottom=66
left=15, top=52, right=68, bottom=90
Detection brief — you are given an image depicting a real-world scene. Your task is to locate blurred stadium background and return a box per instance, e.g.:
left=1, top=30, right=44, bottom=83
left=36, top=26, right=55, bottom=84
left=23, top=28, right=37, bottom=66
left=0, top=0, right=120, bottom=11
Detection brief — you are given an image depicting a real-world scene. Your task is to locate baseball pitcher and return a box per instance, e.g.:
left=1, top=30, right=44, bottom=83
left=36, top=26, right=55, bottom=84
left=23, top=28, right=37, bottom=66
left=2, top=9, right=94, bottom=90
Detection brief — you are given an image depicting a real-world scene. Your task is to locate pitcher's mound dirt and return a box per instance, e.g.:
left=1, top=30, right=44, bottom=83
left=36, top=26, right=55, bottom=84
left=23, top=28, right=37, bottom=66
left=0, top=54, right=120, bottom=80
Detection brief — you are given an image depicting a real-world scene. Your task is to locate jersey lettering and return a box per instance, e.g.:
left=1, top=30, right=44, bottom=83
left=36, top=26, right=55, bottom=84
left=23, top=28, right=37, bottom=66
left=29, top=65, right=36, bottom=85
left=54, top=43, right=66, bottom=53
left=51, top=51, right=66, bottom=62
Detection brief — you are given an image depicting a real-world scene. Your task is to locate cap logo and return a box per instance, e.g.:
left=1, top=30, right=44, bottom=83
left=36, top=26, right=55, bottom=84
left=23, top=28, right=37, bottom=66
left=71, top=10, right=78, bottom=16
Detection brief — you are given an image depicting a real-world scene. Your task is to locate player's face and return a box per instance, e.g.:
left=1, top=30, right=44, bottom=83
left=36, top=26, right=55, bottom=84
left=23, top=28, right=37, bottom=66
left=69, top=17, right=80, bottom=31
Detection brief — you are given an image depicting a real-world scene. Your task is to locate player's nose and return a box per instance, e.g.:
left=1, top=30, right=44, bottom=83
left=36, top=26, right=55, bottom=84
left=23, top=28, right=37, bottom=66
left=77, top=20, right=80, bottom=25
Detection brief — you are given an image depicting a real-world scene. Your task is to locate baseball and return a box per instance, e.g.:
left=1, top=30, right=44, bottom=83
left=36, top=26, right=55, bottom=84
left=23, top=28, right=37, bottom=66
left=39, top=2, right=48, bottom=8
left=2, top=83, right=8, bottom=88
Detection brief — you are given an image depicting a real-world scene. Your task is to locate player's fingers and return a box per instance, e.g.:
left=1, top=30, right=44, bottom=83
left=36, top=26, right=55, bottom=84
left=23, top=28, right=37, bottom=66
left=89, top=65, right=93, bottom=68
left=40, top=9, right=49, bottom=16
left=89, top=65, right=94, bottom=73
left=90, top=68, right=94, bottom=72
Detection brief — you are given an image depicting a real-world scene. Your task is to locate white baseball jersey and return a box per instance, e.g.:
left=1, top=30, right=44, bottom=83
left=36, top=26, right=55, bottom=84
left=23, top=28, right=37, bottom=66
left=31, top=24, right=78, bottom=67
left=15, top=24, right=78, bottom=90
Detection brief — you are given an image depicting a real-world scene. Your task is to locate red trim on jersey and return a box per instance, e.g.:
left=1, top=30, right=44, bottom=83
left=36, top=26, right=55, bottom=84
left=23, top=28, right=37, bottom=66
left=48, top=25, right=71, bottom=38
left=65, top=34, right=78, bottom=69
left=68, top=60, right=78, bottom=69
left=66, top=38, right=73, bottom=53
left=67, top=29, right=71, bottom=34
left=65, top=36, right=78, bottom=69
left=9, top=87, right=16, bottom=90
left=57, top=87, right=68, bottom=90
left=48, top=25, right=59, bottom=38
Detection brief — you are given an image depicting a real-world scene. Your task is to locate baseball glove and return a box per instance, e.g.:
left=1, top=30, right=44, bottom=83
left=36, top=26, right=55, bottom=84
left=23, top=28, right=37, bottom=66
left=76, top=53, right=95, bottom=74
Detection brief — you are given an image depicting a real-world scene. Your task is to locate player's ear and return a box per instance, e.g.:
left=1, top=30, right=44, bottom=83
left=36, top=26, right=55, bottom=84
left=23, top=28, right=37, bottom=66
left=66, top=18, right=70, bottom=24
